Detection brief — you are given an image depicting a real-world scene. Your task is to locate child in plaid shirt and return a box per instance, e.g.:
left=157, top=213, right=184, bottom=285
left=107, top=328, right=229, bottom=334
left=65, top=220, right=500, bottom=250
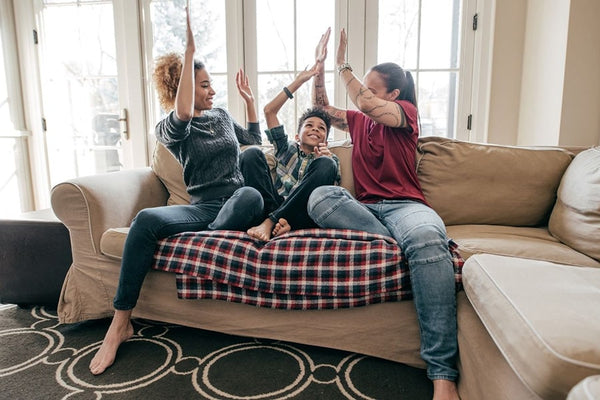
left=243, top=66, right=340, bottom=241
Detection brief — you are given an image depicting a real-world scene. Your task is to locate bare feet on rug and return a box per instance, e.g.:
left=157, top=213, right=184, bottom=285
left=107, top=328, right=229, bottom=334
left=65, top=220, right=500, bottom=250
left=89, top=309, right=134, bottom=375
left=432, top=379, right=460, bottom=400
left=272, top=218, right=291, bottom=237
left=247, top=218, right=290, bottom=241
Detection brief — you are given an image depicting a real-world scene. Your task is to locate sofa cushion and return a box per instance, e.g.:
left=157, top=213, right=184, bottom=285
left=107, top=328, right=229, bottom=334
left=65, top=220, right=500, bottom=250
left=151, top=142, right=190, bottom=206
left=567, top=375, right=600, bottom=400
left=416, top=137, right=573, bottom=226
left=463, top=254, right=600, bottom=399
left=447, top=224, right=600, bottom=268
left=151, top=142, right=287, bottom=206
left=548, top=147, right=600, bottom=261
left=330, top=141, right=355, bottom=195
left=100, top=227, right=129, bottom=259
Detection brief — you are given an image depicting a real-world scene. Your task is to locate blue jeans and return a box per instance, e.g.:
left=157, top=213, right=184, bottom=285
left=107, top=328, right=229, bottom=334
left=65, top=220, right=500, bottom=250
left=307, top=186, right=458, bottom=381
left=113, top=186, right=264, bottom=310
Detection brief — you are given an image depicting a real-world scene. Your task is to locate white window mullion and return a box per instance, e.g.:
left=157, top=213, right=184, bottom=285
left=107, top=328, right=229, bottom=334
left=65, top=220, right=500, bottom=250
left=113, top=0, right=149, bottom=168
left=229, top=0, right=251, bottom=124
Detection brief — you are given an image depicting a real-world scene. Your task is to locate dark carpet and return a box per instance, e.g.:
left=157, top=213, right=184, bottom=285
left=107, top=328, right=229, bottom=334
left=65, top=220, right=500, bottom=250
left=0, top=305, right=432, bottom=399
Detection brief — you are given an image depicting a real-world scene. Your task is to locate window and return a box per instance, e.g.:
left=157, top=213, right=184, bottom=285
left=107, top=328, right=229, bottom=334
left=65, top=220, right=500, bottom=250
left=36, top=0, right=123, bottom=188
left=10, top=0, right=481, bottom=213
left=254, top=0, right=337, bottom=140
left=147, top=0, right=228, bottom=122
left=375, top=0, right=464, bottom=138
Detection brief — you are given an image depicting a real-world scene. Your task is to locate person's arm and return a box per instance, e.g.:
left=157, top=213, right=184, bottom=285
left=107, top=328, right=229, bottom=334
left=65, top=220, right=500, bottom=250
left=175, top=6, right=195, bottom=122
left=264, top=66, right=318, bottom=130
left=235, top=68, right=258, bottom=123
left=312, top=28, right=349, bottom=132
left=336, top=29, right=408, bottom=128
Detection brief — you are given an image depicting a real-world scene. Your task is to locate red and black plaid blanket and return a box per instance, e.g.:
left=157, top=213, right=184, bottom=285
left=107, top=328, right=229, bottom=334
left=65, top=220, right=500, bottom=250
left=152, top=229, right=463, bottom=310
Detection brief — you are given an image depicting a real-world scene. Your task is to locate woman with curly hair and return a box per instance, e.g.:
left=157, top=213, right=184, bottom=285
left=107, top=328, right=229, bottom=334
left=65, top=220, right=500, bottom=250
left=89, top=5, right=264, bottom=375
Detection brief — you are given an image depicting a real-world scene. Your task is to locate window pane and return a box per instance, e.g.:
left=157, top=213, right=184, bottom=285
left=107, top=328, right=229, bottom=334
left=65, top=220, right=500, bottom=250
left=149, top=0, right=227, bottom=117
left=39, top=1, right=122, bottom=187
left=256, top=0, right=294, bottom=71
left=150, top=0, right=227, bottom=73
left=420, top=0, right=461, bottom=69
left=378, top=0, right=462, bottom=139
left=256, top=0, right=335, bottom=140
left=296, top=0, right=335, bottom=71
left=378, top=0, right=420, bottom=69
left=258, top=73, right=295, bottom=133
left=417, top=71, right=457, bottom=137
left=0, top=138, right=28, bottom=217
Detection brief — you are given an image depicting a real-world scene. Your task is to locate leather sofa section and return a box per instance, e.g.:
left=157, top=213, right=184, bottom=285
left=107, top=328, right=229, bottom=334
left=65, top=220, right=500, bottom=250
left=463, top=254, right=600, bottom=400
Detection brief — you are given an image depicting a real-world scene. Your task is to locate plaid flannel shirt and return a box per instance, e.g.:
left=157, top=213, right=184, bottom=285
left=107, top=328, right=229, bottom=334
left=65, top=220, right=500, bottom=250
left=266, top=125, right=341, bottom=197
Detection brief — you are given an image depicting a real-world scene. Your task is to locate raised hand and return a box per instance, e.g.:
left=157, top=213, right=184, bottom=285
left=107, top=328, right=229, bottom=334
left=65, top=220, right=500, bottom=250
left=336, top=28, right=347, bottom=67
left=185, top=4, right=195, bottom=54
left=296, top=63, right=319, bottom=84
left=235, top=68, right=255, bottom=105
left=315, top=27, right=331, bottom=65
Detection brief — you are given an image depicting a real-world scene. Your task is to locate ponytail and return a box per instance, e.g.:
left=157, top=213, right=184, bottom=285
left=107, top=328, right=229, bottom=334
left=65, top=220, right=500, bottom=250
left=371, top=63, right=417, bottom=108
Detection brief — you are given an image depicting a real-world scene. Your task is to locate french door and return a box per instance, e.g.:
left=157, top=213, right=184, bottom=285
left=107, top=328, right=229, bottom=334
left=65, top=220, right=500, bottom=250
left=9, top=0, right=148, bottom=211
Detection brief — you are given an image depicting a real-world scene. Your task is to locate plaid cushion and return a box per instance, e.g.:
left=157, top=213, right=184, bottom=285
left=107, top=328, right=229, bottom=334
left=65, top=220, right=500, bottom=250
left=153, top=228, right=463, bottom=310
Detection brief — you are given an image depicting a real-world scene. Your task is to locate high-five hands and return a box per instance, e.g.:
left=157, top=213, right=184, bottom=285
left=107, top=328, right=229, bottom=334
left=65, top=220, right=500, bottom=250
left=315, top=27, right=331, bottom=65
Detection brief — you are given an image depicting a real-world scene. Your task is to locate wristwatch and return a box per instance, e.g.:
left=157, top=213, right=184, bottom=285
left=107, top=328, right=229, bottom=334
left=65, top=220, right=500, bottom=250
left=337, top=63, right=353, bottom=74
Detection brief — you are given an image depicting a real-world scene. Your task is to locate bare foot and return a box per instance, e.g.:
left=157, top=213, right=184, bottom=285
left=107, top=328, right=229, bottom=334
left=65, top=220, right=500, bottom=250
left=272, top=218, right=291, bottom=237
left=89, top=309, right=134, bottom=375
left=247, top=218, right=276, bottom=241
left=432, top=379, right=460, bottom=400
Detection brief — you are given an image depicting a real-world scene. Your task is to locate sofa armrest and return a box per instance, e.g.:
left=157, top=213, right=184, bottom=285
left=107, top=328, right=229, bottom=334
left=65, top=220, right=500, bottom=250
left=51, top=168, right=168, bottom=258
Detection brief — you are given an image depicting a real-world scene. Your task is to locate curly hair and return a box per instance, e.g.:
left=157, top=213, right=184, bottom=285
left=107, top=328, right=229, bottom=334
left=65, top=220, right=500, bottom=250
left=297, top=107, right=332, bottom=136
left=152, top=53, right=206, bottom=112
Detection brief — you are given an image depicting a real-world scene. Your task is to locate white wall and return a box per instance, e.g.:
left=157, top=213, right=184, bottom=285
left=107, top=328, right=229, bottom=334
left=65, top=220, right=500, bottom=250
left=487, top=0, right=600, bottom=147
left=559, top=0, right=600, bottom=146
left=517, top=0, right=570, bottom=146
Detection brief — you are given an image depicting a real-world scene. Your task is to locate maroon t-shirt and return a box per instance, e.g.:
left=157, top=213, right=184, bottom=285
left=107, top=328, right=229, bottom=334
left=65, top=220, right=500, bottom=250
left=346, top=100, right=427, bottom=205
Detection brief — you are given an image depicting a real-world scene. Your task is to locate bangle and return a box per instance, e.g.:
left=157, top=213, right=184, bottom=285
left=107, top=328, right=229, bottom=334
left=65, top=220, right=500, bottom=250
left=337, top=63, right=353, bottom=74
left=283, top=87, right=293, bottom=99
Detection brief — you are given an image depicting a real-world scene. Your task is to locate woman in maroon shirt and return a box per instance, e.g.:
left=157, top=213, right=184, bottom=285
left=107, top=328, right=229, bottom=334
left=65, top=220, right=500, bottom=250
left=307, top=28, right=460, bottom=400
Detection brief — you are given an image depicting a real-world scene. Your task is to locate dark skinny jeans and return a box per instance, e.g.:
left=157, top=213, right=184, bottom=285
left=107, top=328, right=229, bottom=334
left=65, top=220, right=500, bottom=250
left=239, top=146, right=338, bottom=230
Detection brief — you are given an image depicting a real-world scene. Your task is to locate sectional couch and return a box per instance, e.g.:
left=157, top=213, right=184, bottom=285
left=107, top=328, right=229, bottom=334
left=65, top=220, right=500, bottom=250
left=51, top=136, right=600, bottom=399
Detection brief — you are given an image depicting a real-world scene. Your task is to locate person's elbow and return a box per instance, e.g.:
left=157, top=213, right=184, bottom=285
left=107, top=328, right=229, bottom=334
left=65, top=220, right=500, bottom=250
left=263, top=103, right=276, bottom=118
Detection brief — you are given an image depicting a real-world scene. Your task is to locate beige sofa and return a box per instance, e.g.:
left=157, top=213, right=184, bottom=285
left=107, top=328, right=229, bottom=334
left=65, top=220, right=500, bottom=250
left=51, top=136, right=600, bottom=399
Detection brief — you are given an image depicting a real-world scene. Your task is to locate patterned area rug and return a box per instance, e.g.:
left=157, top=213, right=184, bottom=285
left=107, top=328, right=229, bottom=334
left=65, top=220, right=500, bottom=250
left=0, top=305, right=433, bottom=399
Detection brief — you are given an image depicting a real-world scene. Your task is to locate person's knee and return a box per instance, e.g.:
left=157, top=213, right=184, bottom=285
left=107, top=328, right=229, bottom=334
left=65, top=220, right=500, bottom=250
left=310, top=157, right=337, bottom=181
left=239, top=146, right=266, bottom=167
left=403, top=224, right=449, bottom=264
left=307, top=185, right=344, bottom=215
left=132, top=208, right=163, bottom=228
left=235, top=186, right=264, bottom=209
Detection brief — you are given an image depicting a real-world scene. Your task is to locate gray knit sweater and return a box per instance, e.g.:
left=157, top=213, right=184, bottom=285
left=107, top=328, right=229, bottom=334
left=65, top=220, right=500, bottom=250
left=155, top=108, right=261, bottom=203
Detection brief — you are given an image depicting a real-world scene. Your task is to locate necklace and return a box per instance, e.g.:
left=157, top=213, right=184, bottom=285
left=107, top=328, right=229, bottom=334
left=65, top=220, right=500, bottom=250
left=202, top=115, right=214, bottom=134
